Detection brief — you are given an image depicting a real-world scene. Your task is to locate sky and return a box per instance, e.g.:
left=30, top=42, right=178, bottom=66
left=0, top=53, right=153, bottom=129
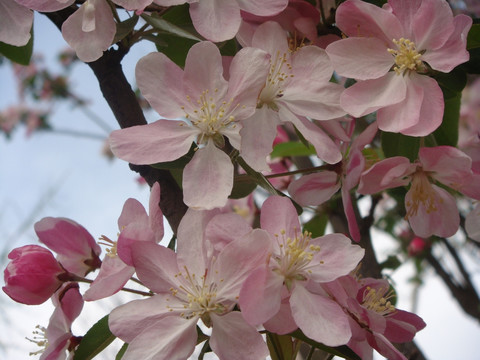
left=0, top=11, right=479, bottom=360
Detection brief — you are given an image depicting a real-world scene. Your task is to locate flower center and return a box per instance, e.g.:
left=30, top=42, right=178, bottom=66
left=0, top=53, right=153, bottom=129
left=166, top=267, right=225, bottom=327
left=26, top=325, right=48, bottom=356
left=361, top=286, right=396, bottom=316
left=98, top=235, right=117, bottom=258
left=272, top=229, right=321, bottom=291
left=182, top=89, right=236, bottom=146
left=258, top=51, right=294, bottom=110
left=387, top=38, right=423, bottom=75
left=405, top=170, right=442, bottom=218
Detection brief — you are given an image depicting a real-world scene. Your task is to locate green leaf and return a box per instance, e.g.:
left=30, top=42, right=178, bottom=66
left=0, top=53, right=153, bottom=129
left=463, top=47, right=480, bottom=74
left=467, top=23, right=480, bottom=50
left=113, top=15, right=139, bottom=43
left=289, top=329, right=361, bottom=360
left=0, top=31, right=33, bottom=65
left=303, top=213, right=328, bottom=238
left=154, top=33, right=198, bottom=67
left=230, top=174, right=257, bottom=199
left=271, top=141, right=316, bottom=159
left=432, top=91, right=461, bottom=147
left=218, top=39, right=238, bottom=56
left=433, top=67, right=467, bottom=99
left=267, top=333, right=300, bottom=360
left=74, top=315, right=116, bottom=360
left=381, top=132, right=420, bottom=162
left=380, top=255, right=402, bottom=270
left=142, top=13, right=202, bottom=41
left=115, top=344, right=128, bottom=360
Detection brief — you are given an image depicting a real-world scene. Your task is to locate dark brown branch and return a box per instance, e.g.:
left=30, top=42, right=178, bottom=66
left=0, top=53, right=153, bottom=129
left=44, top=8, right=187, bottom=233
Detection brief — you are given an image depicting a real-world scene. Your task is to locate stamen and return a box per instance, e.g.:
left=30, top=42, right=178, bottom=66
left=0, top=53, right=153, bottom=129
left=26, top=325, right=48, bottom=356
left=362, top=286, right=396, bottom=316
left=405, top=170, right=441, bottom=218
left=387, top=38, right=423, bottom=75
left=98, top=235, right=117, bottom=258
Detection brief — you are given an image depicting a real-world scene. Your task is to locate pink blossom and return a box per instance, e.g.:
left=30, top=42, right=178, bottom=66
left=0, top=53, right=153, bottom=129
left=323, top=275, right=426, bottom=360
left=84, top=183, right=163, bottom=300
left=0, top=0, right=33, bottom=47
left=27, top=282, right=84, bottom=360
left=239, top=21, right=346, bottom=172
left=288, top=122, right=378, bottom=241
left=239, top=196, right=365, bottom=346
left=14, top=0, right=74, bottom=12
left=358, top=146, right=480, bottom=238
left=407, top=236, right=429, bottom=256
left=108, top=208, right=271, bottom=360
left=109, top=41, right=270, bottom=209
left=326, top=0, right=472, bottom=136
left=466, top=202, right=480, bottom=241
left=34, top=217, right=102, bottom=277
left=61, top=0, right=116, bottom=62
left=3, top=245, right=66, bottom=305
left=155, top=0, right=288, bottom=42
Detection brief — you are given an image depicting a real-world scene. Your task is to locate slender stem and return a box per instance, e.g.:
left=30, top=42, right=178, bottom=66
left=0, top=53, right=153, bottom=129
left=306, top=346, right=316, bottom=360
left=46, top=128, right=106, bottom=140
left=70, top=275, right=153, bottom=297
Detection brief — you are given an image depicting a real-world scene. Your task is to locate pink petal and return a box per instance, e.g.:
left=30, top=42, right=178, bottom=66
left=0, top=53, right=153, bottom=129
left=335, top=0, right=402, bottom=42
left=340, top=73, right=407, bottom=118
left=288, top=171, right=340, bottom=206
left=116, top=222, right=155, bottom=266
left=0, top=0, right=33, bottom=46
left=205, top=213, right=252, bottom=251
left=190, top=0, right=241, bottom=42
left=419, top=146, right=473, bottom=185
left=309, top=233, right=364, bottom=282
left=422, top=14, right=471, bottom=72
left=466, top=203, right=480, bottom=241
left=358, top=156, right=412, bottom=194
left=399, top=73, right=444, bottom=137
left=214, top=229, right=271, bottom=299
left=135, top=52, right=186, bottom=118
left=237, top=0, right=288, bottom=16
left=130, top=242, right=179, bottom=293
left=240, top=106, right=280, bottom=172
left=61, top=0, right=116, bottom=62
left=182, top=141, right=233, bottom=210
left=263, top=300, right=298, bottom=334
left=384, top=310, right=426, bottom=343
left=260, top=195, right=301, bottom=240
left=290, top=285, right=352, bottom=346
left=326, top=37, right=394, bottom=80
left=251, top=20, right=290, bottom=56
left=239, top=267, right=284, bottom=325
left=210, top=312, right=269, bottom=360
left=117, top=198, right=148, bottom=230
left=148, top=182, right=164, bottom=242
left=83, top=256, right=134, bottom=301
left=115, top=316, right=197, bottom=360
left=406, top=184, right=460, bottom=238
left=109, top=120, right=198, bottom=164
left=342, top=184, right=361, bottom=242
left=15, top=0, right=74, bottom=12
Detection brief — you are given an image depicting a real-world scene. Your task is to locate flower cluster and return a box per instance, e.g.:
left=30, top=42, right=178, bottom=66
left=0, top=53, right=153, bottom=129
left=4, top=0, right=479, bottom=359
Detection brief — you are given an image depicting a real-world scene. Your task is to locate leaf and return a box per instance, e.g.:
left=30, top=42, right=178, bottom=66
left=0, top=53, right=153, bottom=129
left=267, top=333, right=300, bottom=360
left=115, top=343, right=128, bottom=360
left=303, top=213, right=328, bottom=238
left=271, top=141, right=316, bottom=159
left=467, top=23, right=480, bottom=50
left=380, top=255, right=402, bottom=270
left=113, top=15, right=139, bottom=43
left=433, top=67, right=467, bottom=99
left=73, top=315, right=116, bottom=360
left=0, top=30, right=33, bottom=65
left=289, top=329, right=361, bottom=360
left=432, top=91, right=461, bottom=147
left=141, top=13, right=202, bottom=41
left=230, top=174, right=257, bottom=199
left=154, top=33, right=198, bottom=68
left=381, top=132, right=420, bottom=162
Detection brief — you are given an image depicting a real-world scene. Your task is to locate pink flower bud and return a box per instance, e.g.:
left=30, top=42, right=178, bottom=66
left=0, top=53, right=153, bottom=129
left=2, top=245, right=66, bottom=305
left=408, top=236, right=429, bottom=257
left=34, top=217, right=101, bottom=276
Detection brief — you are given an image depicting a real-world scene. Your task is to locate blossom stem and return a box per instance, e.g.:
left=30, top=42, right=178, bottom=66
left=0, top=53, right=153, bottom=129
left=69, top=275, right=153, bottom=297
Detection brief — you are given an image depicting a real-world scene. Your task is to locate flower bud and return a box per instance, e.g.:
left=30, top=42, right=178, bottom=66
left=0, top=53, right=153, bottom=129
left=3, top=245, right=66, bottom=305
left=408, top=236, right=429, bottom=257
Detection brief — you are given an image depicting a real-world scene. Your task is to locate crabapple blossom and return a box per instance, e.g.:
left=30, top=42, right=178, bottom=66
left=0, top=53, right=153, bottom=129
left=239, top=196, right=365, bottom=346
left=154, top=0, right=288, bottom=42
left=84, top=182, right=163, bottom=301
left=14, top=0, right=74, bottom=12
left=359, top=146, right=480, bottom=238
left=288, top=121, right=378, bottom=241
left=0, top=0, right=33, bottom=47
left=239, top=21, right=346, bottom=172
left=109, top=41, right=270, bottom=209
left=28, top=282, right=84, bottom=360
left=3, top=245, right=66, bottom=305
left=323, top=275, right=426, bottom=360
left=326, top=0, right=472, bottom=136
left=34, top=217, right=101, bottom=277
left=108, top=209, right=271, bottom=360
